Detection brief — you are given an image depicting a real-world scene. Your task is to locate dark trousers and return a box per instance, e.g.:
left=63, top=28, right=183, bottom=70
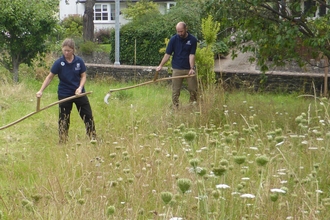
left=58, top=95, right=96, bottom=142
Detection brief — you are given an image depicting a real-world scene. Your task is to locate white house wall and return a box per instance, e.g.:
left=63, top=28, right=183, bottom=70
left=59, top=0, right=129, bottom=31
left=59, top=0, right=85, bottom=20
left=59, top=0, right=176, bottom=31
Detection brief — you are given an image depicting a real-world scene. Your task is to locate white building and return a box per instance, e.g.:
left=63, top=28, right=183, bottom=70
left=59, top=0, right=176, bottom=31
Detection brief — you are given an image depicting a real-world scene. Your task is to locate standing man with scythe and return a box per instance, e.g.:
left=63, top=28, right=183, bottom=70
left=156, top=21, right=198, bottom=109
left=36, top=38, right=97, bottom=143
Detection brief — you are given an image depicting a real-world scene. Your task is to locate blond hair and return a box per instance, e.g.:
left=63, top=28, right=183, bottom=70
left=62, top=38, right=75, bottom=51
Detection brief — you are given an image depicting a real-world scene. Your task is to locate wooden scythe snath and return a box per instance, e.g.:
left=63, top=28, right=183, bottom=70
left=0, top=92, right=92, bottom=131
left=324, top=56, right=329, bottom=97
left=103, top=74, right=195, bottom=104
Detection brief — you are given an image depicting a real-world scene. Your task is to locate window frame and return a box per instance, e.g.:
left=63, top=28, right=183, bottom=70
left=93, top=3, right=115, bottom=23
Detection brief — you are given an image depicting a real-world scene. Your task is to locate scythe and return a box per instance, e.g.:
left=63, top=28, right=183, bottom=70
left=0, top=92, right=92, bottom=130
left=103, top=74, right=194, bottom=104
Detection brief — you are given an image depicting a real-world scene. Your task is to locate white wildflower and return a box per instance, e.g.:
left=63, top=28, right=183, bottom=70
left=270, top=188, right=286, bottom=194
left=240, top=194, right=255, bottom=198
left=216, top=184, right=230, bottom=189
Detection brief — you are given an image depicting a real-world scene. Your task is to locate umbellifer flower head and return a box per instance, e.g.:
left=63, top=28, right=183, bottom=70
left=161, top=191, right=173, bottom=204
left=256, top=155, right=269, bottom=166
left=177, top=178, right=192, bottom=194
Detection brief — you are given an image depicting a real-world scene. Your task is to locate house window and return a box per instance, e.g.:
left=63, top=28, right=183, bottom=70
left=94, top=3, right=115, bottom=21
left=303, top=0, right=329, bottom=18
left=167, top=2, right=176, bottom=10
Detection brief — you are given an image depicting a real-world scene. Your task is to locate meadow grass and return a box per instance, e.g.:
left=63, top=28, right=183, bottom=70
left=1, top=70, right=330, bottom=220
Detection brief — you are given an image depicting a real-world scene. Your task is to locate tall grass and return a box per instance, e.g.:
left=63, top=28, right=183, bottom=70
left=1, top=71, right=330, bottom=219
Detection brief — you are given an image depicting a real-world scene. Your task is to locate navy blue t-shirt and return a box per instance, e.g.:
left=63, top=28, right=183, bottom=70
left=51, top=55, right=86, bottom=97
left=166, top=33, right=197, bottom=69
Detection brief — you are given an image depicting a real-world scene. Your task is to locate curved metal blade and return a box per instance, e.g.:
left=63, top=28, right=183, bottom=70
left=104, top=93, right=111, bottom=104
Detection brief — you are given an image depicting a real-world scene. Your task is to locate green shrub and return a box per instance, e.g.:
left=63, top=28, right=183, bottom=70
left=109, top=19, right=173, bottom=65
left=95, top=28, right=112, bottom=44
left=110, top=1, right=202, bottom=66
left=213, top=41, right=229, bottom=58
left=79, top=41, right=99, bottom=55
left=60, top=15, right=83, bottom=38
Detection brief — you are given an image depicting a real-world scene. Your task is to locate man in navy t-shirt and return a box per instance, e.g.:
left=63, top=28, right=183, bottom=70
left=156, top=21, right=198, bottom=109
left=36, top=38, right=96, bottom=143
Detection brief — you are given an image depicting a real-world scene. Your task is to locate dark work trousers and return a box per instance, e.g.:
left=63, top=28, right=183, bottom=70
left=58, top=95, right=96, bottom=142
left=172, top=69, right=198, bottom=107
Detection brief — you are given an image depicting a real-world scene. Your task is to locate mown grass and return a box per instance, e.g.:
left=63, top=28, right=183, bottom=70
left=1, top=69, right=330, bottom=219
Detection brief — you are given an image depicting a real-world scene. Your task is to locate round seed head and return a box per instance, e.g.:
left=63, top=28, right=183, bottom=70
left=177, top=178, right=192, bottom=194
left=161, top=191, right=173, bottom=204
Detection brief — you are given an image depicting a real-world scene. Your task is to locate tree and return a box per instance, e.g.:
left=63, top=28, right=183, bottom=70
left=0, top=0, right=58, bottom=82
left=122, top=0, right=159, bottom=22
left=83, top=0, right=96, bottom=41
left=207, top=0, right=330, bottom=73
left=196, top=15, right=220, bottom=86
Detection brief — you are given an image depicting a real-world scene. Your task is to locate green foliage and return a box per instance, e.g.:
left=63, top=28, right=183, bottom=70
left=60, top=14, right=83, bottom=38
left=99, top=44, right=111, bottom=53
left=95, top=28, right=112, bottom=44
left=0, top=0, right=58, bottom=82
left=110, top=18, right=173, bottom=65
left=201, top=15, right=220, bottom=47
left=122, top=0, right=160, bottom=21
left=196, top=15, right=219, bottom=86
left=168, top=0, right=202, bottom=38
left=159, top=38, right=172, bottom=74
left=212, top=41, right=229, bottom=57
left=110, top=0, right=202, bottom=65
left=79, top=41, right=99, bottom=55
left=195, top=46, right=215, bottom=85
left=212, top=0, right=330, bottom=71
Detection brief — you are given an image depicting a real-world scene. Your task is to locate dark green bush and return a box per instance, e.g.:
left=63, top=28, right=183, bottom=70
left=110, top=1, right=202, bottom=66
left=95, top=28, right=112, bottom=44
left=110, top=17, right=174, bottom=65
left=213, top=41, right=229, bottom=58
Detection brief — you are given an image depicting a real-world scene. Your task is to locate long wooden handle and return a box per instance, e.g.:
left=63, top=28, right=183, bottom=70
left=36, top=97, right=41, bottom=112
left=0, top=92, right=92, bottom=131
left=108, top=75, right=194, bottom=93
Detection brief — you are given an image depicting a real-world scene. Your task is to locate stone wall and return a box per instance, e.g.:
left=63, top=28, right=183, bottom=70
left=85, top=63, right=328, bottom=95
left=86, top=63, right=169, bottom=82
left=80, top=52, right=111, bottom=65
left=218, top=71, right=326, bottom=95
